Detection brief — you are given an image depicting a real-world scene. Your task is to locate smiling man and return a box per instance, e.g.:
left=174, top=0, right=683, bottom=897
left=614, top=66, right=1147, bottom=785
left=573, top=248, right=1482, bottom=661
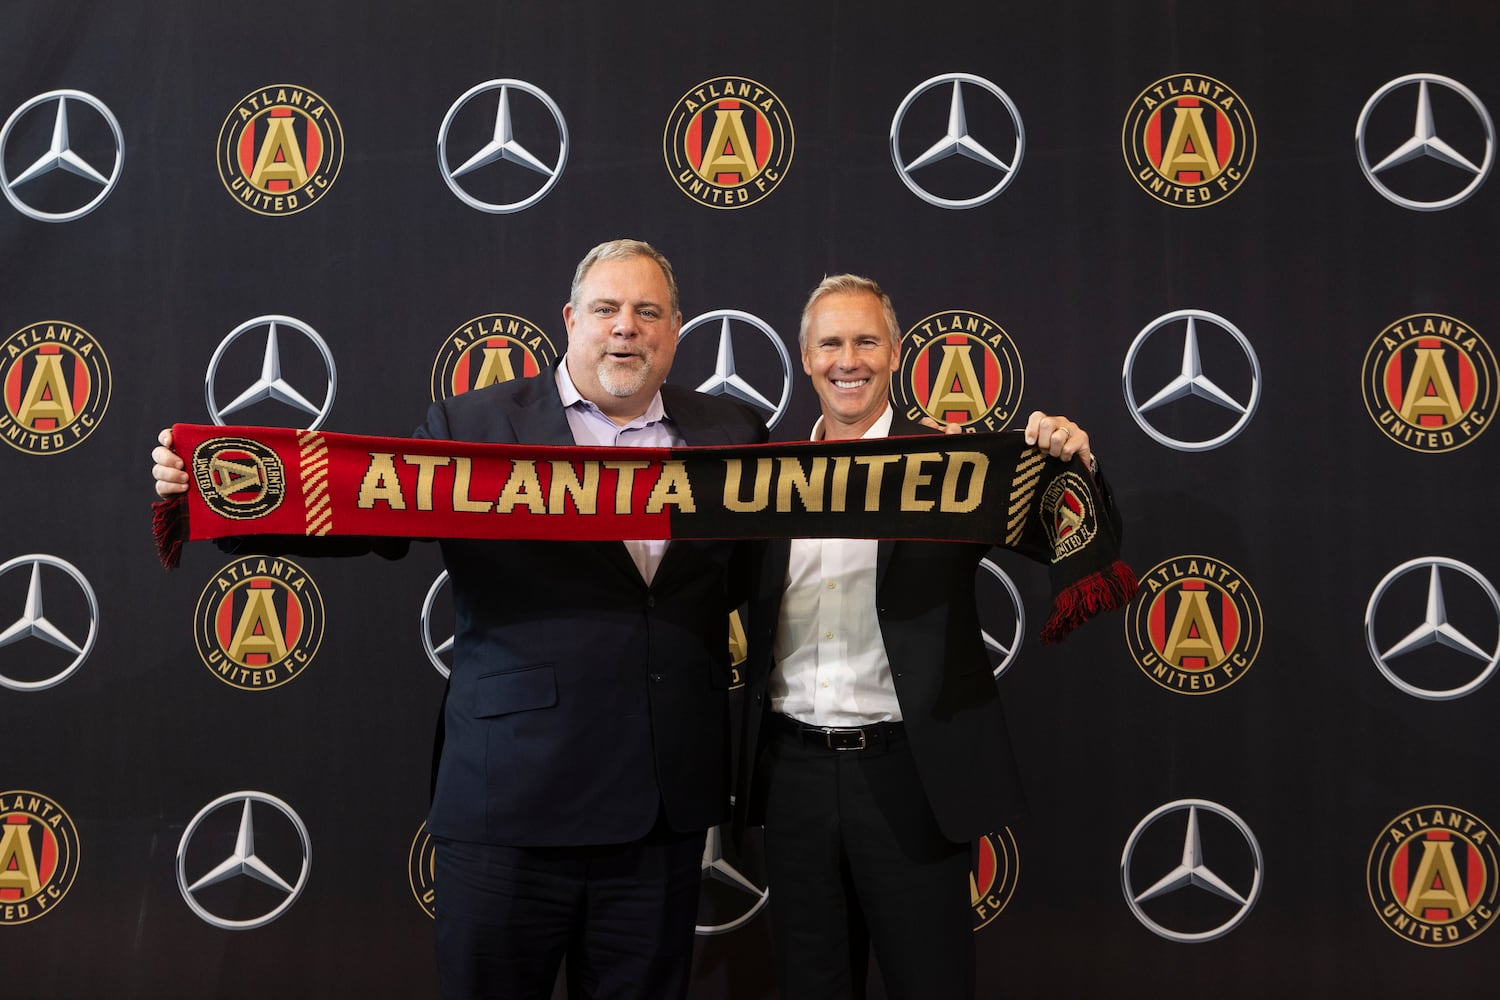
left=737, top=274, right=1114, bottom=1000
left=797, top=278, right=904, bottom=439
left=561, top=251, right=677, bottom=415
left=152, top=239, right=768, bottom=1000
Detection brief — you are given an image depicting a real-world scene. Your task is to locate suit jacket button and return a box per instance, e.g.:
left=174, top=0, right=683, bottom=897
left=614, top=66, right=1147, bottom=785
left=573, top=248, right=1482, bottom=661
left=650, top=673, right=663, bottom=682
left=647, top=595, right=656, bottom=608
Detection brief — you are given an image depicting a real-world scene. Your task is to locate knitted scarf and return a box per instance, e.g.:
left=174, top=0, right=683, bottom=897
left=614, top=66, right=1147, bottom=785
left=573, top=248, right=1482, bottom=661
left=153, top=423, right=1136, bottom=643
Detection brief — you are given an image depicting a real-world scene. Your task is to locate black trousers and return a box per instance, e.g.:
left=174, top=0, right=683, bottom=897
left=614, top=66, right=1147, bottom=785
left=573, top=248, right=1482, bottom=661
left=761, top=718, right=975, bottom=1000
left=432, top=826, right=703, bottom=1000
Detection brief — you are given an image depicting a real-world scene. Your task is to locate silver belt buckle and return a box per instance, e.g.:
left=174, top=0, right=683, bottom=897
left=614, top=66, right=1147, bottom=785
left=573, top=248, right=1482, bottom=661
left=825, top=727, right=867, bottom=751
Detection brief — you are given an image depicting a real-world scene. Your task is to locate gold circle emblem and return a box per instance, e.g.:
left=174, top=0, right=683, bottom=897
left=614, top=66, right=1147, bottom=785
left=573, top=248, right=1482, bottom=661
left=1367, top=805, right=1497, bottom=947
left=1122, top=74, right=1255, bottom=207
left=191, top=436, right=287, bottom=521
left=895, top=310, right=1024, bottom=431
left=663, top=76, right=793, bottom=209
left=1361, top=313, right=1496, bottom=453
left=1125, top=555, right=1262, bottom=695
left=194, top=557, right=324, bottom=691
left=218, top=84, right=343, bottom=216
left=0, top=321, right=111, bottom=455
left=408, top=822, right=436, bottom=919
left=0, top=790, right=80, bottom=925
left=430, top=313, right=560, bottom=401
left=971, top=828, right=1021, bottom=932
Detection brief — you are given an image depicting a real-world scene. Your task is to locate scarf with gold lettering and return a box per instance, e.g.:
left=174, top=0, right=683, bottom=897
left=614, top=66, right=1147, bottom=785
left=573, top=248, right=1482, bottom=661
left=153, top=423, right=1136, bottom=642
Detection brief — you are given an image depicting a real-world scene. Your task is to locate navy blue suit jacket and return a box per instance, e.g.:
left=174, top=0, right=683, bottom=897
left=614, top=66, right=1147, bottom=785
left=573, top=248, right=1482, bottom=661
left=417, top=371, right=767, bottom=846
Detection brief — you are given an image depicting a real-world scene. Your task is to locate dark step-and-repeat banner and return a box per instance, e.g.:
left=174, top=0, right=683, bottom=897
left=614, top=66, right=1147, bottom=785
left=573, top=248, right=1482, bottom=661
left=2, top=1, right=1495, bottom=996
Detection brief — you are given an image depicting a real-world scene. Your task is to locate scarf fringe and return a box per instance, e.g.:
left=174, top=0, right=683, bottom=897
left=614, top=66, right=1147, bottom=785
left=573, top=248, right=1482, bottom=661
left=1040, top=559, right=1138, bottom=645
left=152, top=494, right=187, bottom=570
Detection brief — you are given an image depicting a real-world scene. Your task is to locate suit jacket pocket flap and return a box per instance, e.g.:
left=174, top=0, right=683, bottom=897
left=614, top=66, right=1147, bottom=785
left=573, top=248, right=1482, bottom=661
left=472, top=664, right=558, bottom=718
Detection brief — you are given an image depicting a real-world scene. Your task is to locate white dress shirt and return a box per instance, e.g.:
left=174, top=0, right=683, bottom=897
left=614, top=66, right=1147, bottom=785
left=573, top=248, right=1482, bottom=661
left=555, top=363, right=681, bottom=584
left=770, top=405, right=901, bottom=726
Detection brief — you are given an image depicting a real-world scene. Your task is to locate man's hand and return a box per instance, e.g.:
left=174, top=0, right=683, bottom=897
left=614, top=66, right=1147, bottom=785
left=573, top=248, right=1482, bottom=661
left=916, top=414, right=966, bottom=435
left=1024, top=410, right=1093, bottom=471
left=151, top=427, right=189, bottom=497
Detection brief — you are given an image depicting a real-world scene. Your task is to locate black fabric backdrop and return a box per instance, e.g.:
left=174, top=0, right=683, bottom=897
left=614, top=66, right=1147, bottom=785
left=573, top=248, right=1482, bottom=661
left=2, top=1, right=1496, bottom=996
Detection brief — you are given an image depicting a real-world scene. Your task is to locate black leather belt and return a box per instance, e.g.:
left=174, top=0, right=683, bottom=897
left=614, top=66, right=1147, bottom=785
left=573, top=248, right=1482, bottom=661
left=769, top=712, right=905, bottom=751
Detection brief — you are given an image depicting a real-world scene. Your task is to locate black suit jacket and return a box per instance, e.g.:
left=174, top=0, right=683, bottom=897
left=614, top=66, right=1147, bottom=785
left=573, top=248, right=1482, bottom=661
left=737, top=415, right=1029, bottom=844
left=416, top=370, right=767, bottom=846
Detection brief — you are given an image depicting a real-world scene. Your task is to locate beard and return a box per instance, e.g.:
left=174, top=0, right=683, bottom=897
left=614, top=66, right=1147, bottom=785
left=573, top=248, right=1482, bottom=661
left=595, top=353, right=654, bottom=398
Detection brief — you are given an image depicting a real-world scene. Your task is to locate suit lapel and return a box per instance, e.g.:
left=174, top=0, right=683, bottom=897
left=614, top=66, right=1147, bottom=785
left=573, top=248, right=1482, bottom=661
left=876, top=539, right=897, bottom=590
left=663, top=386, right=734, bottom=447
left=507, top=372, right=576, bottom=446
left=525, top=367, right=645, bottom=585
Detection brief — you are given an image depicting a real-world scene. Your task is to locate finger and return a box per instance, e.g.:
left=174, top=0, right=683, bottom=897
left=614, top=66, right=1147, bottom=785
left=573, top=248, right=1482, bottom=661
left=152, top=445, right=184, bottom=471
left=157, top=426, right=174, bottom=447
left=1064, top=428, right=1090, bottom=462
left=916, top=414, right=967, bottom=436
left=1043, top=421, right=1073, bottom=457
left=1023, top=409, right=1044, bottom=445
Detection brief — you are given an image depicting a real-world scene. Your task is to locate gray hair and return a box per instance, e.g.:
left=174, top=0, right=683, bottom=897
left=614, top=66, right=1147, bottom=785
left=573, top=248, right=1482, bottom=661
left=798, top=274, right=901, bottom=348
left=569, top=239, right=680, bottom=317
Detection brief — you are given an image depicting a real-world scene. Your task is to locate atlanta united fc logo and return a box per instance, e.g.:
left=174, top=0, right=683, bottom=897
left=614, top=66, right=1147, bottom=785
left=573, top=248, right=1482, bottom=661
left=191, top=436, right=287, bottom=521
left=895, top=310, right=1024, bottom=431
left=1041, top=473, right=1097, bottom=563
left=218, top=84, right=343, bottom=216
left=0, top=790, right=80, bottom=925
left=0, top=321, right=111, bottom=455
left=971, top=828, right=1020, bottom=932
left=1361, top=313, right=1496, bottom=453
left=1367, top=805, right=1497, bottom=947
left=195, top=556, right=325, bottom=691
left=431, top=313, right=560, bottom=401
left=1126, top=555, right=1262, bottom=694
left=1123, top=74, right=1255, bottom=207
left=663, top=76, right=793, bottom=209
left=408, top=821, right=436, bottom=919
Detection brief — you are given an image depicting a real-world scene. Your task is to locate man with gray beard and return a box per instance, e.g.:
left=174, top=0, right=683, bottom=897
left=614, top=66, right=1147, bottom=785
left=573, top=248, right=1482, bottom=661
left=152, top=239, right=768, bottom=1000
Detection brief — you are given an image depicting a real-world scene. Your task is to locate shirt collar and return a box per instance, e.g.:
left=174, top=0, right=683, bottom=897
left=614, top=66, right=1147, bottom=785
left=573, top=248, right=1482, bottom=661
left=555, top=361, right=668, bottom=427
left=809, top=403, right=894, bottom=442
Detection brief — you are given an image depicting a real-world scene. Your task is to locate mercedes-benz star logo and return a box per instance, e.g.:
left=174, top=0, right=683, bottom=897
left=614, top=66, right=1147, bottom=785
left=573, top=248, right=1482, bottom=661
left=420, top=570, right=454, bottom=680
left=1356, top=73, right=1494, bottom=211
left=437, top=79, right=568, bottom=214
left=1365, top=556, right=1500, bottom=701
left=1, top=90, right=123, bottom=222
left=889, top=72, right=1024, bottom=209
left=698, top=817, right=768, bottom=935
left=674, top=309, right=793, bottom=430
left=977, top=556, right=1024, bottom=679
left=204, top=315, right=337, bottom=430
left=1122, top=309, right=1261, bottom=452
left=0, top=554, right=98, bottom=691
left=1121, top=798, right=1263, bottom=943
left=176, top=791, right=312, bottom=930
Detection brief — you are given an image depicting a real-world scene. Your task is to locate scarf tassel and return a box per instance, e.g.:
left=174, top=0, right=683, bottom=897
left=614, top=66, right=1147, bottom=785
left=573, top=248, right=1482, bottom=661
left=1040, top=559, right=1139, bottom=645
left=152, top=494, right=187, bottom=570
